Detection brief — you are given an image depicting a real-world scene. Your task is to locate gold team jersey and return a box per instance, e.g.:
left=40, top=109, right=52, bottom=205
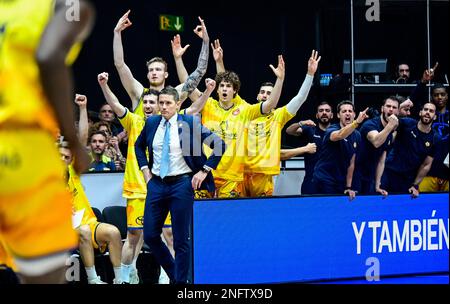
left=201, top=95, right=262, bottom=181
left=245, top=105, right=294, bottom=175
left=67, top=164, right=97, bottom=227
left=0, top=0, right=82, bottom=134
left=118, top=109, right=147, bottom=199
left=0, top=0, right=57, bottom=133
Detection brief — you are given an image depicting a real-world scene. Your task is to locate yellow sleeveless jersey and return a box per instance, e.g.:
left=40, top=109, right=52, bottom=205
left=132, top=88, right=147, bottom=119
left=245, top=105, right=294, bottom=175
left=0, top=0, right=81, bottom=134
left=201, top=95, right=262, bottom=181
left=67, top=164, right=97, bottom=227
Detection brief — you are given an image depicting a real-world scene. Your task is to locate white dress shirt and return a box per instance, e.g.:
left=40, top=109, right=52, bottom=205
left=151, top=113, right=192, bottom=177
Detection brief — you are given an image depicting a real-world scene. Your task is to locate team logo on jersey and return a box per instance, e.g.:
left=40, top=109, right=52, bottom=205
left=232, top=108, right=240, bottom=116
left=425, top=141, right=430, bottom=147
left=136, top=216, right=144, bottom=226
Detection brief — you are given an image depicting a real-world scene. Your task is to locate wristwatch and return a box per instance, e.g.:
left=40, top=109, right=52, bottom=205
left=201, top=165, right=212, bottom=174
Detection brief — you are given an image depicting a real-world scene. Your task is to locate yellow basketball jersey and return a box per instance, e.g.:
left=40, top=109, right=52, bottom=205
left=245, top=105, right=294, bottom=175
left=67, top=164, right=97, bottom=227
left=201, top=95, right=262, bottom=181
left=0, top=0, right=81, bottom=134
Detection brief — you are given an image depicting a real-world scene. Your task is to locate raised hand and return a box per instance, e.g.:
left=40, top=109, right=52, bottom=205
left=114, top=10, right=132, bottom=33
left=171, top=34, right=190, bottom=59
left=97, top=72, right=109, bottom=86
left=205, top=78, right=216, bottom=92
left=193, top=16, right=209, bottom=42
left=386, top=114, right=399, bottom=130
left=421, top=62, right=439, bottom=83
left=307, top=49, right=321, bottom=76
left=211, top=39, right=223, bottom=63
left=356, top=107, right=369, bottom=124
left=269, top=55, right=285, bottom=80
left=74, top=94, right=87, bottom=108
left=305, top=143, right=317, bottom=154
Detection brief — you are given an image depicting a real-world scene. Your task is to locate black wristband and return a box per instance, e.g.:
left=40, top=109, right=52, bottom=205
left=411, top=184, right=419, bottom=190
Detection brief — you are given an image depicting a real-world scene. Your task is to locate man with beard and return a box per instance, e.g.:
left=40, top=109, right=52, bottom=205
left=379, top=103, right=440, bottom=198
left=88, top=131, right=116, bottom=172
left=286, top=102, right=334, bottom=194
left=312, top=101, right=368, bottom=200
left=356, top=96, right=399, bottom=195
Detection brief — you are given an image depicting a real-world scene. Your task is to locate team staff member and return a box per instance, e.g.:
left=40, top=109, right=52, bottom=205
left=312, top=101, right=368, bottom=200
left=357, top=96, right=399, bottom=194
left=0, top=0, right=93, bottom=283
left=285, top=101, right=334, bottom=194
left=135, top=86, right=226, bottom=284
left=379, top=103, right=440, bottom=198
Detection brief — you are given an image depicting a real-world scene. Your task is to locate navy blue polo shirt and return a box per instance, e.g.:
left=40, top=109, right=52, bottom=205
left=301, top=125, right=327, bottom=181
left=358, top=116, right=395, bottom=180
left=385, top=118, right=438, bottom=178
left=313, top=123, right=361, bottom=186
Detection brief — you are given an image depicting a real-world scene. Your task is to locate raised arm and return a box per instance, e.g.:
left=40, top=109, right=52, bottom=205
left=113, top=10, right=144, bottom=107
left=211, top=39, right=225, bottom=74
left=261, top=55, right=285, bottom=114
left=74, top=94, right=89, bottom=146
left=36, top=0, right=94, bottom=174
left=286, top=120, right=316, bottom=136
left=178, top=17, right=210, bottom=103
left=97, top=72, right=127, bottom=118
left=285, top=50, right=321, bottom=115
left=366, top=114, right=398, bottom=148
left=280, top=143, right=317, bottom=160
left=185, top=78, right=216, bottom=115
left=330, top=108, right=368, bottom=141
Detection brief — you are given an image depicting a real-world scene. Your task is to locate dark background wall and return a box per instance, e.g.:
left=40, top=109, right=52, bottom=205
left=73, top=0, right=449, bottom=149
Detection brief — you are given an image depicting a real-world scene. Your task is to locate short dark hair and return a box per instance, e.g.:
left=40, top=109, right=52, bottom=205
left=317, top=101, right=332, bottom=111
left=382, top=95, right=400, bottom=106
left=432, top=83, right=447, bottom=93
left=89, top=130, right=107, bottom=142
left=142, top=89, right=160, bottom=99
left=159, top=86, right=179, bottom=102
left=260, top=82, right=274, bottom=88
left=336, top=100, right=354, bottom=113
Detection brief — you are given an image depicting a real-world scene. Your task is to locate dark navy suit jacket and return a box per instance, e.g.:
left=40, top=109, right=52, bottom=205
left=135, top=114, right=226, bottom=193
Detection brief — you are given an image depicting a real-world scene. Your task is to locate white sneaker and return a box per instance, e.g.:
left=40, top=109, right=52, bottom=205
left=113, top=278, right=123, bottom=284
left=158, top=268, right=170, bottom=284
left=129, top=269, right=140, bottom=284
left=88, top=276, right=107, bottom=284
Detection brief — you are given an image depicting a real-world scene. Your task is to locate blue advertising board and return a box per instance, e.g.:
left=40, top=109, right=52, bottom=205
left=193, top=193, right=449, bottom=283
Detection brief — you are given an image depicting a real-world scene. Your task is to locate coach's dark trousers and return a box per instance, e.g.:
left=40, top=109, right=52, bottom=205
left=143, top=174, right=194, bottom=284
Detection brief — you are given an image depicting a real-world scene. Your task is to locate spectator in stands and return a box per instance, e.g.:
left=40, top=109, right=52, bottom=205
left=357, top=96, right=399, bottom=195
left=312, top=101, right=368, bottom=200
left=285, top=101, right=334, bottom=194
left=60, top=143, right=123, bottom=284
left=91, top=121, right=126, bottom=170
left=88, top=130, right=116, bottom=172
left=394, top=62, right=412, bottom=84
left=379, top=103, right=440, bottom=197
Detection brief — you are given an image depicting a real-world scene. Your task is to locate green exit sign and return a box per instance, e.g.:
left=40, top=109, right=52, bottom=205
left=159, top=15, right=184, bottom=32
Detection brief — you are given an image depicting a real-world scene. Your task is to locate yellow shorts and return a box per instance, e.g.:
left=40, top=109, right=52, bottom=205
left=243, top=173, right=274, bottom=197
left=0, top=236, right=16, bottom=271
left=214, top=178, right=243, bottom=198
left=82, top=220, right=107, bottom=253
left=163, top=212, right=172, bottom=227
left=194, top=190, right=214, bottom=199
left=0, top=129, right=78, bottom=262
left=419, top=176, right=449, bottom=192
left=126, top=198, right=145, bottom=229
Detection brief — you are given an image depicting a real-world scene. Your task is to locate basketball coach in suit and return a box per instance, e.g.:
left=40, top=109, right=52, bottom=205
left=135, top=86, right=226, bottom=284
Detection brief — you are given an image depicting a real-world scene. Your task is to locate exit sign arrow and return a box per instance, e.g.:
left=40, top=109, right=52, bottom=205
left=159, top=14, right=184, bottom=32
